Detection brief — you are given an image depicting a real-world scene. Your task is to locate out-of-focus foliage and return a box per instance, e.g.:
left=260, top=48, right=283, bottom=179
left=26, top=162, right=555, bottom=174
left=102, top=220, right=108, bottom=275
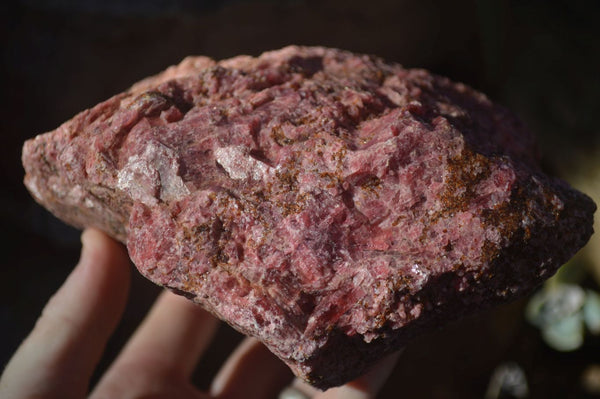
left=485, top=362, right=529, bottom=399
left=526, top=269, right=600, bottom=351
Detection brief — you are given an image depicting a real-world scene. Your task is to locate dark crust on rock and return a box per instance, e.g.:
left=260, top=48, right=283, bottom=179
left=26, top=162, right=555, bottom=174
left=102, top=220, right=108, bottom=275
left=22, top=46, right=596, bottom=389
left=304, top=169, right=596, bottom=388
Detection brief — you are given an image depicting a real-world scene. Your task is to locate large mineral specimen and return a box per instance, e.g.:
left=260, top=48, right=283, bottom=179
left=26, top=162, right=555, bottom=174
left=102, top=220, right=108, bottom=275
left=22, top=46, right=595, bottom=389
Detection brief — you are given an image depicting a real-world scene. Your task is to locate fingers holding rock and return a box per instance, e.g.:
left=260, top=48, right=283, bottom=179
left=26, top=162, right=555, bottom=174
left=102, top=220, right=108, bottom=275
left=0, top=229, right=131, bottom=399
left=211, top=337, right=294, bottom=399
left=90, top=290, right=218, bottom=398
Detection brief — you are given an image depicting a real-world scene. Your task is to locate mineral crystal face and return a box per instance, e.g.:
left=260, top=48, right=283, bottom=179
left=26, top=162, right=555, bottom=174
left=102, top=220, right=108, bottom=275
left=22, top=46, right=595, bottom=389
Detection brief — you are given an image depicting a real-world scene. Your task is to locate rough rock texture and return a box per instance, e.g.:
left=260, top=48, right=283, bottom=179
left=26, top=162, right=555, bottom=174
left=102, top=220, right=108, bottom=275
left=22, top=46, right=595, bottom=389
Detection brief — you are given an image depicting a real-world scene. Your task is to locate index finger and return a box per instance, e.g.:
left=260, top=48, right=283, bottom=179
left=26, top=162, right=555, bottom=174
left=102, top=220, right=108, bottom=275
left=0, top=229, right=131, bottom=399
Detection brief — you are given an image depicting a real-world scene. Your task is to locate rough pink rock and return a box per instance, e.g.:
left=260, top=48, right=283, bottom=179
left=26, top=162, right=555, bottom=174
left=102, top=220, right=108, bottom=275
left=22, top=46, right=595, bottom=388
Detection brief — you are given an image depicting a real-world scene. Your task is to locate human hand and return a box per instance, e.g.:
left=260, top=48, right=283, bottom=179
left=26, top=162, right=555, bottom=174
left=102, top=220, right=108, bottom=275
left=0, top=229, right=399, bottom=399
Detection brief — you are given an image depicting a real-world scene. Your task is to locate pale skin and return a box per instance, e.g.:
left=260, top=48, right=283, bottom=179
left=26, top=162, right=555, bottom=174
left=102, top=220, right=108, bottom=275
left=0, top=229, right=399, bottom=399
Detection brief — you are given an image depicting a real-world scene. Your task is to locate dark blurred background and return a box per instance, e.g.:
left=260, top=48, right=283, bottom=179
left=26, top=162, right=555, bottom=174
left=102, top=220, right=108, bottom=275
left=1, top=1, right=599, bottom=398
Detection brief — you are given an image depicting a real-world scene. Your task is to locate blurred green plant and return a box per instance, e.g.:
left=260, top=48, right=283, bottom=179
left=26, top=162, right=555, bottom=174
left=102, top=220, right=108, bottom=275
left=485, top=361, right=529, bottom=399
left=526, top=260, right=600, bottom=351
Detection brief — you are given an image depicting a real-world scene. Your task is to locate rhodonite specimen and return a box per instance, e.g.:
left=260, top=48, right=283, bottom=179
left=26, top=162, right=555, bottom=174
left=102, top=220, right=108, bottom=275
left=22, top=46, right=595, bottom=389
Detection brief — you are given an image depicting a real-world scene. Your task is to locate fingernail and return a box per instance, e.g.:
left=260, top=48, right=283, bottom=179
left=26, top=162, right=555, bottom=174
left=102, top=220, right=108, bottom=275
left=80, top=228, right=104, bottom=261
left=279, top=387, right=310, bottom=399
